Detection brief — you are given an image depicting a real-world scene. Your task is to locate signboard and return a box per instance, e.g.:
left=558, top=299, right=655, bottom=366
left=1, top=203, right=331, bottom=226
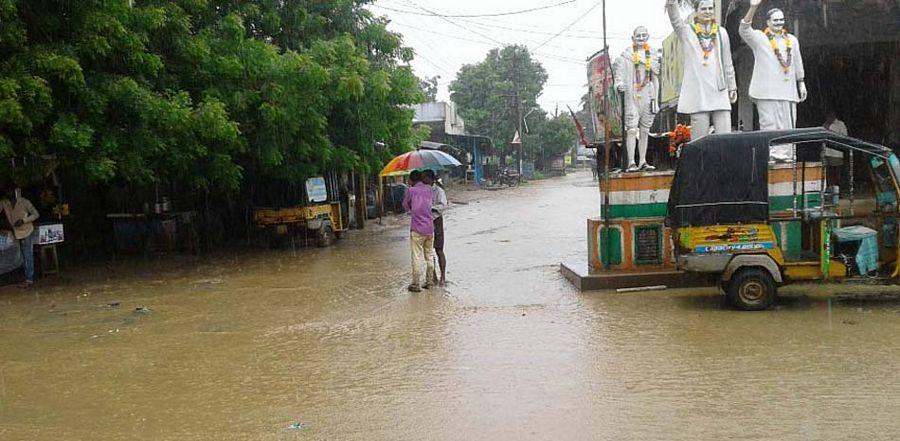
left=586, top=49, right=622, bottom=141
left=38, top=223, right=65, bottom=245
left=660, top=32, right=685, bottom=107
left=522, top=162, right=535, bottom=179
left=306, top=177, right=328, bottom=203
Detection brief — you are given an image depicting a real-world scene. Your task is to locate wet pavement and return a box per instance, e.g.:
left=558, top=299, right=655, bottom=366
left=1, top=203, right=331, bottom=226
left=2, top=170, right=900, bottom=440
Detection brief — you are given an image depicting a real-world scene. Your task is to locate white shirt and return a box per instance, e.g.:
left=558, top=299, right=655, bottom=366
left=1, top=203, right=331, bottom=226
left=431, top=185, right=448, bottom=220
left=826, top=119, right=848, bottom=136
left=667, top=3, right=737, bottom=114
left=825, top=119, right=848, bottom=158
left=739, top=20, right=805, bottom=102
left=1, top=197, right=39, bottom=240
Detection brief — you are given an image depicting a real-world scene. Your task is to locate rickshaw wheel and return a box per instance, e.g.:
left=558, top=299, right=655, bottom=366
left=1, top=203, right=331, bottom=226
left=727, top=268, right=776, bottom=311
left=316, top=224, right=334, bottom=247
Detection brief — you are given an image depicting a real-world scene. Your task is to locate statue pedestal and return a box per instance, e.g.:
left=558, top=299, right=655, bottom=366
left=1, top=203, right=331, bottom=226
left=561, top=163, right=826, bottom=291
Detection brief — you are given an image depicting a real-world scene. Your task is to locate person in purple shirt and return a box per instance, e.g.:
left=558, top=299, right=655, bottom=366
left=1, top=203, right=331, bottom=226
left=402, top=170, right=435, bottom=292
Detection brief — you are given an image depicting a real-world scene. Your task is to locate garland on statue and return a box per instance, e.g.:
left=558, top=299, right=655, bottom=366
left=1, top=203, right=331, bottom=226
left=764, top=27, right=793, bottom=74
left=692, top=22, right=719, bottom=65
left=632, top=42, right=652, bottom=91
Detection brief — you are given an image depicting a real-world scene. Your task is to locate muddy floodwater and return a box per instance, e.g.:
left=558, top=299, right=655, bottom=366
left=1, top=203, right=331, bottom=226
left=2, top=171, right=900, bottom=440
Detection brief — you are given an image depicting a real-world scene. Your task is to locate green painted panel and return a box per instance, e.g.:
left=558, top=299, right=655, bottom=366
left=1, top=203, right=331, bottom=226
left=607, top=203, right=668, bottom=219
left=773, top=220, right=802, bottom=261
left=608, top=196, right=820, bottom=219
left=599, top=227, right=622, bottom=266
left=770, top=194, right=822, bottom=213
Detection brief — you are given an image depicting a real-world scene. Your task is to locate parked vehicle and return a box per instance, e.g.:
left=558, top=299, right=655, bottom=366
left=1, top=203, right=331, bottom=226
left=499, top=167, right=520, bottom=187
left=253, top=172, right=346, bottom=247
left=666, top=128, right=900, bottom=310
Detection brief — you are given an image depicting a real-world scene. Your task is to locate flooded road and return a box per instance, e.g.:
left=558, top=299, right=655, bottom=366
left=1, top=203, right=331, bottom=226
left=3, top=170, right=900, bottom=440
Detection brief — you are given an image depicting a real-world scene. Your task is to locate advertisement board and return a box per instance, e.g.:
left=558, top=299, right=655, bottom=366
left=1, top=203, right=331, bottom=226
left=38, top=223, right=65, bottom=245
left=586, top=49, right=622, bottom=141
left=660, top=32, right=684, bottom=107
left=306, top=177, right=328, bottom=203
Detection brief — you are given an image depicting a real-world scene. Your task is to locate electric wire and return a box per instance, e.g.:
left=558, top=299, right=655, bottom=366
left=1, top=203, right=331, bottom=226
left=386, top=8, right=588, bottom=64
left=371, top=0, right=577, bottom=18
left=533, top=0, right=605, bottom=51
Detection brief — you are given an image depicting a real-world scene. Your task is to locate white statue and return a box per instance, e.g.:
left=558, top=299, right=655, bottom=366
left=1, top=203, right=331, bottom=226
left=614, top=26, right=660, bottom=172
left=665, top=0, right=738, bottom=140
left=740, top=0, right=807, bottom=161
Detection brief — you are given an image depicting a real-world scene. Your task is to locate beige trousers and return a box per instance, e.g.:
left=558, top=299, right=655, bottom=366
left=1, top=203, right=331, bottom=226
left=410, top=231, right=435, bottom=286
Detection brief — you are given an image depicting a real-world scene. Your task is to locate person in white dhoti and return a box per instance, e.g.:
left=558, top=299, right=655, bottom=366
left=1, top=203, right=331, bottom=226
left=614, top=26, right=660, bottom=172
left=665, top=0, right=737, bottom=141
left=740, top=0, right=807, bottom=161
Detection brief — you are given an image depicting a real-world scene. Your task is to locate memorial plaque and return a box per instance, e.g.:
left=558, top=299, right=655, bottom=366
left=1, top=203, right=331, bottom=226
left=635, top=225, right=662, bottom=264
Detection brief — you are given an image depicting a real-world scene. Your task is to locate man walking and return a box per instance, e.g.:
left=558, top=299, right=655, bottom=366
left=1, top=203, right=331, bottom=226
left=402, top=170, right=435, bottom=292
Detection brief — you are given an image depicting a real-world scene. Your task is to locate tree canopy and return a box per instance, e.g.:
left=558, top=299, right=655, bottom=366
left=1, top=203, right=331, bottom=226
left=0, top=0, right=425, bottom=191
left=449, top=45, right=574, bottom=167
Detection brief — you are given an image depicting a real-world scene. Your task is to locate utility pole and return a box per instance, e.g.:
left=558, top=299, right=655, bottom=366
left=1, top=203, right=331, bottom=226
left=601, top=0, right=612, bottom=270
left=512, top=47, right=524, bottom=181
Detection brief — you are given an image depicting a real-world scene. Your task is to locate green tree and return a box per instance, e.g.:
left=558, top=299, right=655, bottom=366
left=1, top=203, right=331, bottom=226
left=418, top=75, right=439, bottom=102
left=0, top=0, right=241, bottom=190
left=449, top=45, right=548, bottom=159
left=521, top=111, right=575, bottom=169
left=535, top=114, right=576, bottom=162
left=0, top=0, right=424, bottom=191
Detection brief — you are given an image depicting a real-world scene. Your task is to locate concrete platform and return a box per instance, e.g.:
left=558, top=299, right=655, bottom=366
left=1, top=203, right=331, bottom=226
left=560, top=260, right=712, bottom=291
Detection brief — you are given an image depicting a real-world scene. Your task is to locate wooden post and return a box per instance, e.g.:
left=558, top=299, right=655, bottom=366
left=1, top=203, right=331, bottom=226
left=355, top=173, right=366, bottom=229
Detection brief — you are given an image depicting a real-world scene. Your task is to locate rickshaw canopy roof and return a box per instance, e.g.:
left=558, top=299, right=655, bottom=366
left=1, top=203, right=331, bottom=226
left=665, top=128, right=894, bottom=228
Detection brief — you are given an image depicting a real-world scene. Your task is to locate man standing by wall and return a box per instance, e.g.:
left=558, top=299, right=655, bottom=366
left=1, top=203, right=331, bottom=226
left=402, top=170, right=435, bottom=292
left=823, top=110, right=849, bottom=189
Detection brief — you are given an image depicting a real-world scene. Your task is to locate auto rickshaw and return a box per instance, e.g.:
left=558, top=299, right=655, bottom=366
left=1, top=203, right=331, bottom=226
left=253, top=172, right=347, bottom=247
left=666, top=128, right=900, bottom=310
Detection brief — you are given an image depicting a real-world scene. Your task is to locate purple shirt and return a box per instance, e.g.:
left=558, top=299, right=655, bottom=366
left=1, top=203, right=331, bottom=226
left=403, top=182, right=434, bottom=236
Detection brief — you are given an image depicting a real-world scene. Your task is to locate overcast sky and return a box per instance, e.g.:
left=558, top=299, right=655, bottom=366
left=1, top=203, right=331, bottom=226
left=367, top=0, right=676, bottom=113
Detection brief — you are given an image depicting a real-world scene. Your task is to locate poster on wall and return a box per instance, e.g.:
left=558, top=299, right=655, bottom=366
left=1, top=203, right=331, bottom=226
left=38, top=224, right=65, bottom=245
left=586, top=49, right=622, bottom=141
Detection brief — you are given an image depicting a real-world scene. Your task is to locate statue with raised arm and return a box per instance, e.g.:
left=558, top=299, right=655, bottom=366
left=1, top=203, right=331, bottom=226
left=614, top=26, right=660, bottom=172
left=665, top=0, right=737, bottom=140
left=740, top=0, right=807, bottom=161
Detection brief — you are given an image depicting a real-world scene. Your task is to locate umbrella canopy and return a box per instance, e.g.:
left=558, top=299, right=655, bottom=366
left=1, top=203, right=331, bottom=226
left=380, top=149, right=462, bottom=177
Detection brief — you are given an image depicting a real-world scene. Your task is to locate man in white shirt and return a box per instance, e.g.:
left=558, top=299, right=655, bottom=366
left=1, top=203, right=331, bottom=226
left=426, top=171, right=449, bottom=286
left=1, top=185, right=40, bottom=287
left=740, top=0, right=807, bottom=161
